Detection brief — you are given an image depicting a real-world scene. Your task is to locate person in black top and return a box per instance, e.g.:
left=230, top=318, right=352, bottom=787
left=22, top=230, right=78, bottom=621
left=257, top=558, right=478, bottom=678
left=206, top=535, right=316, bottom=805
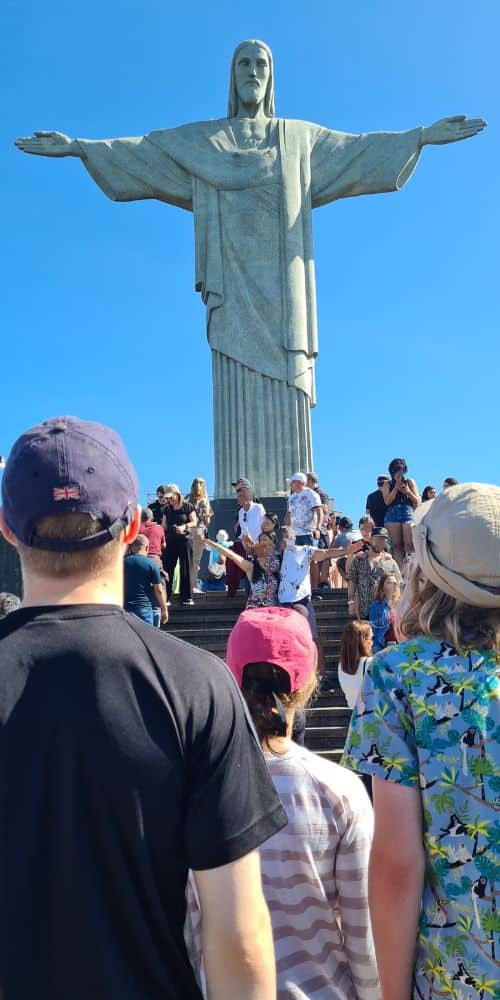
left=162, top=483, right=197, bottom=605
left=0, top=416, right=286, bottom=1000
left=149, top=484, right=170, bottom=524
left=365, top=475, right=390, bottom=528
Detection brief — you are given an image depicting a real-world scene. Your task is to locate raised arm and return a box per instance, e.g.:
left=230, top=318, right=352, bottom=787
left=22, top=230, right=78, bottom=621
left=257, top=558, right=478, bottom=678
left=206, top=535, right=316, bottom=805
left=312, top=539, right=364, bottom=564
left=15, top=131, right=81, bottom=157
left=205, top=539, right=253, bottom=577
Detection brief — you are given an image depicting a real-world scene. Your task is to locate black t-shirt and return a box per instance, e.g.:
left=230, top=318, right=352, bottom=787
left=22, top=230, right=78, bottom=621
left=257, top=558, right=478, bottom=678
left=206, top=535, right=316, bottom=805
left=163, top=501, right=195, bottom=541
left=0, top=605, right=287, bottom=999
left=365, top=488, right=388, bottom=527
left=149, top=499, right=169, bottom=524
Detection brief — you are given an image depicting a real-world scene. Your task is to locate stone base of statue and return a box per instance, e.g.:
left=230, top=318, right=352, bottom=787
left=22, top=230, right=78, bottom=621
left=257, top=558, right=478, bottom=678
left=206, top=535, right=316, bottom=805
left=213, top=356, right=313, bottom=498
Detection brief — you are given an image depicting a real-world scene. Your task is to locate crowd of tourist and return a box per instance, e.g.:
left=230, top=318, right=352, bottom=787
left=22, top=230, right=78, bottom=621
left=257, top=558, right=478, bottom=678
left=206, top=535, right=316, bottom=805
left=0, top=417, right=497, bottom=1000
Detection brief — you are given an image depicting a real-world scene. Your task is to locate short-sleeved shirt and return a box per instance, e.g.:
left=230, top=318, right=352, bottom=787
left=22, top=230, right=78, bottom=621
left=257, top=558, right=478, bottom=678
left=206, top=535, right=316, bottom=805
left=238, top=502, right=266, bottom=542
left=334, top=529, right=361, bottom=548
left=343, top=636, right=500, bottom=1000
left=150, top=499, right=169, bottom=524
left=348, top=552, right=401, bottom=619
left=365, top=489, right=387, bottom=528
left=138, top=521, right=165, bottom=558
left=163, top=501, right=195, bottom=541
left=278, top=542, right=315, bottom=603
left=0, top=604, right=287, bottom=999
left=287, top=488, right=321, bottom=534
left=124, top=553, right=162, bottom=614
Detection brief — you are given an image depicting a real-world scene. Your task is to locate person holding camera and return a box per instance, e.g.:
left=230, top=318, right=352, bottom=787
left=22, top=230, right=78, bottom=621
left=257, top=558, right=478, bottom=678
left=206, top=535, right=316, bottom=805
left=381, top=458, right=420, bottom=567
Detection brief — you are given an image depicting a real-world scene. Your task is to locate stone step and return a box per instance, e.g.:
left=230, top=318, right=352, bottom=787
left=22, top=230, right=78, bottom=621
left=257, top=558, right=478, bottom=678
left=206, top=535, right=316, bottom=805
left=305, top=725, right=347, bottom=747
left=307, top=748, right=343, bottom=762
left=164, top=589, right=352, bottom=760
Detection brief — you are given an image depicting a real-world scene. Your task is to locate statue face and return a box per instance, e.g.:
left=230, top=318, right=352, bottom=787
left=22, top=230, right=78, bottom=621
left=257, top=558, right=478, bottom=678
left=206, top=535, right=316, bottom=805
left=234, top=43, right=270, bottom=111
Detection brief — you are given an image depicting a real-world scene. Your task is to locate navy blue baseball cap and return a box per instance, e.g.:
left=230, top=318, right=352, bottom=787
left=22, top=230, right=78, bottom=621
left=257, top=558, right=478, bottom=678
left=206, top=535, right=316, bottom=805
left=1, top=416, right=139, bottom=552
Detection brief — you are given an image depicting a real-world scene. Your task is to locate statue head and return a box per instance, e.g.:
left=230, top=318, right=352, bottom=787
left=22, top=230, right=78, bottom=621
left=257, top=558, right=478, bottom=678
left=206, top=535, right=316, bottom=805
left=228, top=40, right=275, bottom=118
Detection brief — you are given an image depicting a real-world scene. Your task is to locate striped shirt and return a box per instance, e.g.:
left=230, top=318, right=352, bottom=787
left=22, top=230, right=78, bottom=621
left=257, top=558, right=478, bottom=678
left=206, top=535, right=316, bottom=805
left=261, top=743, right=380, bottom=999
left=185, top=741, right=380, bottom=999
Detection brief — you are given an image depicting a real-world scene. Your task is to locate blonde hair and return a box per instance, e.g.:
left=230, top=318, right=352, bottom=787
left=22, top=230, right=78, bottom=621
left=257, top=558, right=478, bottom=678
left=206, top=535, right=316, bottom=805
left=398, top=559, right=500, bottom=652
left=17, top=513, right=122, bottom=579
left=187, top=477, right=209, bottom=504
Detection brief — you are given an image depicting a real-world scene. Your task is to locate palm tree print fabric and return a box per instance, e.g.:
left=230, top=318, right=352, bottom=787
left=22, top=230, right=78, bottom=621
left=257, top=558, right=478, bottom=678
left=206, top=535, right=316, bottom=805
left=342, top=635, right=500, bottom=999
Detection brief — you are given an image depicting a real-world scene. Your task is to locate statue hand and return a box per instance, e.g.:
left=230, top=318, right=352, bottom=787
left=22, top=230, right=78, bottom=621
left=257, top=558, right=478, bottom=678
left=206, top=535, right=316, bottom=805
left=14, top=131, right=79, bottom=157
left=422, top=116, right=487, bottom=146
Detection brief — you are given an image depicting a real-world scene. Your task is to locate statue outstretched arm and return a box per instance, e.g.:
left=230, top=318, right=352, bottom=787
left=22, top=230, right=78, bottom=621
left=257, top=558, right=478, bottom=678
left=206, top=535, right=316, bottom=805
left=15, top=129, right=193, bottom=210
left=15, top=131, right=81, bottom=157
left=310, top=114, right=486, bottom=208
left=420, top=116, right=486, bottom=146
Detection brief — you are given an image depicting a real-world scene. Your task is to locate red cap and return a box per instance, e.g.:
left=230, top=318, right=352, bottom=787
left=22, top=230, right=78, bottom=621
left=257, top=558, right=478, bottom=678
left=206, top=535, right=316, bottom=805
left=226, top=606, right=315, bottom=692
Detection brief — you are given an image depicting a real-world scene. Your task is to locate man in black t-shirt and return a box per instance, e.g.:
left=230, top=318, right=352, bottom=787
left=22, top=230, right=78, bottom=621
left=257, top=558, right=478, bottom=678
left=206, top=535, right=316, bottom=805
left=366, top=475, right=390, bottom=528
left=0, top=416, right=286, bottom=1000
left=149, top=484, right=170, bottom=524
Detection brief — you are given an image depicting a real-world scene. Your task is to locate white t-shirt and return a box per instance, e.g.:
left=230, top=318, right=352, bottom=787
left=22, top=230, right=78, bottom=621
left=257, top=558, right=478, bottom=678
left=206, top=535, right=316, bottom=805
left=238, top=502, right=265, bottom=542
left=287, top=487, right=321, bottom=533
left=338, top=656, right=373, bottom=710
left=278, top=542, right=315, bottom=603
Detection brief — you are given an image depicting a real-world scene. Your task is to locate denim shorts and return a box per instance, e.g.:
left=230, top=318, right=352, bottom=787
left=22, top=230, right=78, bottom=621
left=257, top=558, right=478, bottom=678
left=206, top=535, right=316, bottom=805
left=295, top=533, right=317, bottom=546
left=385, top=504, right=414, bottom=525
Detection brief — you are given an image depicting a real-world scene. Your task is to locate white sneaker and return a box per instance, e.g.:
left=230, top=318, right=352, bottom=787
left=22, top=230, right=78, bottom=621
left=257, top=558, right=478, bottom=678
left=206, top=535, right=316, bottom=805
left=181, top=599, right=194, bottom=606
left=193, top=587, right=203, bottom=594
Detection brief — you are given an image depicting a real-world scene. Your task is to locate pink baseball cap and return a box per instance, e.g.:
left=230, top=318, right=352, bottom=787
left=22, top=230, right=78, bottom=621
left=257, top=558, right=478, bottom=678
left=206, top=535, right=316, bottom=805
left=226, top=606, right=315, bottom=692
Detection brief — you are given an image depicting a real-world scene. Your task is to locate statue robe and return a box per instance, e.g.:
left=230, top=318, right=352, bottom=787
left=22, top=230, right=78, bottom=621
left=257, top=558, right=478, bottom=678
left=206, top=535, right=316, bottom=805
left=77, top=119, right=422, bottom=495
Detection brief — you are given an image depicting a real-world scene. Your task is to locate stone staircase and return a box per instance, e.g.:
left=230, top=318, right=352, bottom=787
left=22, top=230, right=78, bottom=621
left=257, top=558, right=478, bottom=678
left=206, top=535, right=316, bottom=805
left=165, top=588, right=352, bottom=762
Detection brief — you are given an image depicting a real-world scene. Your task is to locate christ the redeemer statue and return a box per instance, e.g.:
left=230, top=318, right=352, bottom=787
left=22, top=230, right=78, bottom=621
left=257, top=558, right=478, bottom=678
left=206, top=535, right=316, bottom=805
left=16, top=40, right=485, bottom=497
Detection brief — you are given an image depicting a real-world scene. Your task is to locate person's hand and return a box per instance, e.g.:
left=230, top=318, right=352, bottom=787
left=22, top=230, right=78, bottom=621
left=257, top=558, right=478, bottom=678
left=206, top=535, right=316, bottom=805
left=421, top=116, right=486, bottom=146
left=160, top=609, right=169, bottom=625
left=348, top=539, right=364, bottom=554
left=14, top=131, right=80, bottom=157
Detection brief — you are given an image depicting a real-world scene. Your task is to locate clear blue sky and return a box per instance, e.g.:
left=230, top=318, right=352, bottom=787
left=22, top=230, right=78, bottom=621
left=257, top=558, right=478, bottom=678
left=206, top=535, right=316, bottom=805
left=2, top=0, right=499, bottom=517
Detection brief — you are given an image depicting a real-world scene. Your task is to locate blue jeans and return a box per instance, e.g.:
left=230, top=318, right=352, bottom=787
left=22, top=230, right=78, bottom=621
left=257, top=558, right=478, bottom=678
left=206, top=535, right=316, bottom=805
left=295, top=533, right=316, bottom=546
left=131, top=607, right=154, bottom=626
left=385, top=504, right=413, bottom=524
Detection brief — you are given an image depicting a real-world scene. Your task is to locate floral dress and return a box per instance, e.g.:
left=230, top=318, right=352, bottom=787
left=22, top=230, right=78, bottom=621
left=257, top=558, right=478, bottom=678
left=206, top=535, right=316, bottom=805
left=342, top=635, right=500, bottom=1000
left=246, top=553, right=280, bottom=608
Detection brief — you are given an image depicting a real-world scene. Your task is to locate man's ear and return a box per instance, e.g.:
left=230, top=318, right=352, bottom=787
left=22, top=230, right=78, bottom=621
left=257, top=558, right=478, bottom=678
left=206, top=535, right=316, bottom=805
left=0, top=509, right=18, bottom=548
left=123, top=506, right=141, bottom=546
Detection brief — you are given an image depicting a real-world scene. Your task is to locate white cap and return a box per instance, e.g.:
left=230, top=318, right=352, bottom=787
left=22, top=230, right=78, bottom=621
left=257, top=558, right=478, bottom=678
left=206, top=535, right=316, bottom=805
left=287, top=472, right=307, bottom=484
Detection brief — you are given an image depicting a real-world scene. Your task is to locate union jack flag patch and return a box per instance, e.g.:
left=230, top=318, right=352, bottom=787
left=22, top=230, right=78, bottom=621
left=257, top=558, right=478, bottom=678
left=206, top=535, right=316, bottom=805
left=53, top=485, right=81, bottom=501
